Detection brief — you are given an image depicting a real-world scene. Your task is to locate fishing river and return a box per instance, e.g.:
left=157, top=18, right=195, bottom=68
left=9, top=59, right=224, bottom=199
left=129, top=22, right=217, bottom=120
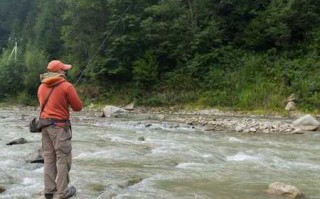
left=0, top=108, right=319, bottom=199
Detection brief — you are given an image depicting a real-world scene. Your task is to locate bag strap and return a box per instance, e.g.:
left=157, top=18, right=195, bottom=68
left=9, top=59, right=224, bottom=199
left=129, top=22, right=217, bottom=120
left=40, top=86, right=56, bottom=114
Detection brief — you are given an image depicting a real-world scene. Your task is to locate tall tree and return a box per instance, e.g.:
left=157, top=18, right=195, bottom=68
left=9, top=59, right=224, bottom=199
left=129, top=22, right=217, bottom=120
left=61, top=0, right=110, bottom=80
left=33, top=0, right=64, bottom=59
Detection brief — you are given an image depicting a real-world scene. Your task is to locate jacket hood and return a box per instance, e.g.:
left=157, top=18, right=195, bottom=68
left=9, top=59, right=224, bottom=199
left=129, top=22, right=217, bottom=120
left=40, top=72, right=66, bottom=87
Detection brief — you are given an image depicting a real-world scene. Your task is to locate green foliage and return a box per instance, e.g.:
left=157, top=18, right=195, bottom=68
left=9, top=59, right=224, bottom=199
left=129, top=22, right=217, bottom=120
left=307, top=27, right=320, bottom=52
left=237, top=81, right=284, bottom=110
left=23, top=44, right=48, bottom=94
left=163, top=71, right=199, bottom=91
left=197, top=90, right=230, bottom=107
left=33, top=0, right=64, bottom=58
left=16, top=91, right=37, bottom=106
left=133, top=51, right=159, bottom=89
left=137, top=90, right=200, bottom=107
left=0, top=59, right=25, bottom=99
left=61, top=0, right=109, bottom=72
left=1, top=0, right=320, bottom=112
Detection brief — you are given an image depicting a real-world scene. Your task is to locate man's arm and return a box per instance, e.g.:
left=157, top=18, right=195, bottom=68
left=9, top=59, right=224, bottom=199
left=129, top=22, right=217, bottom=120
left=67, top=84, right=83, bottom=111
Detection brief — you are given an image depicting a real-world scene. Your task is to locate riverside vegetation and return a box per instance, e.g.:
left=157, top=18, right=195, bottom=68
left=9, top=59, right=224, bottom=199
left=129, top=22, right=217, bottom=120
left=0, top=0, right=320, bottom=114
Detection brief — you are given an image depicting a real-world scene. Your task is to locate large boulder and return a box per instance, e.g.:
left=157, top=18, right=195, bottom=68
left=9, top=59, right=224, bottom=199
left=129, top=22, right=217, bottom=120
left=102, top=105, right=126, bottom=117
left=266, top=182, right=304, bottom=199
left=292, top=114, right=320, bottom=131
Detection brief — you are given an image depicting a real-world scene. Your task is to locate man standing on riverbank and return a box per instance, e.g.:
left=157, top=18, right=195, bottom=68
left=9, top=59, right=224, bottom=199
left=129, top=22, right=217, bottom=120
left=38, top=60, right=83, bottom=199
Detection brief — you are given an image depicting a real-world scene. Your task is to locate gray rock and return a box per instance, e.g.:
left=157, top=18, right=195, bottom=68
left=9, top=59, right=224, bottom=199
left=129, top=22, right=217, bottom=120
left=102, top=105, right=126, bottom=118
left=0, top=185, right=5, bottom=193
left=138, top=136, right=145, bottom=141
left=97, top=191, right=117, bottom=199
left=235, top=126, right=244, bottom=132
left=292, top=114, right=320, bottom=131
left=6, top=138, right=27, bottom=145
left=26, top=148, right=44, bottom=163
left=123, top=102, right=135, bottom=110
left=266, top=182, right=304, bottom=199
left=285, top=101, right=296, bottom=111
left=117, top=177, right=143, bottom=188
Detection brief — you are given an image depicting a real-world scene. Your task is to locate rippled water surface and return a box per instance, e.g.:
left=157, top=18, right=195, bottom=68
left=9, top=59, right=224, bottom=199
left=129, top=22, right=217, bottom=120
left=0, top=109, right=319, bottom=198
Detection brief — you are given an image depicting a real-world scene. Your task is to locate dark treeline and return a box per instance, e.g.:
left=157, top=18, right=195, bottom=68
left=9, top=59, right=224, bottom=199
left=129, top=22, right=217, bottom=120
left=1, top=0, right=320, bottom=111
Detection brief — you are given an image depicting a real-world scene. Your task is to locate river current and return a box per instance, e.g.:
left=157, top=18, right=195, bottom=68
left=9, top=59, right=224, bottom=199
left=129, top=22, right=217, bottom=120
left=0, top=109, right=319, bottom=199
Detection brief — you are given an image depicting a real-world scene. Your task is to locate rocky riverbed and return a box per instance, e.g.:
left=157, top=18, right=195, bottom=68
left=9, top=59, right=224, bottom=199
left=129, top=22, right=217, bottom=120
left=4, top=105, right=319, bottom=134
left=88, top=105, right=319, bottom=135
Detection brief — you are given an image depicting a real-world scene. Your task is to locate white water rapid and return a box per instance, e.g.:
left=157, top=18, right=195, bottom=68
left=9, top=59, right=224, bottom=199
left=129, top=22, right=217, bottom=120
left=0, top=109, right=319, bottom=198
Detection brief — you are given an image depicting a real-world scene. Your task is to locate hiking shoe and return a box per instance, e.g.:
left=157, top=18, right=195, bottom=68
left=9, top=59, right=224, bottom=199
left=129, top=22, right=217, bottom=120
left=44, top=193, right=54, bottom=199
left=60, top=186, right=76, bottom=199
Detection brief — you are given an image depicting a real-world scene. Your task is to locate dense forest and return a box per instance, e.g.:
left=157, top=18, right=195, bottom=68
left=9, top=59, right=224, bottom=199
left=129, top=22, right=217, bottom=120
left=0, top=0, right=320, bottom=112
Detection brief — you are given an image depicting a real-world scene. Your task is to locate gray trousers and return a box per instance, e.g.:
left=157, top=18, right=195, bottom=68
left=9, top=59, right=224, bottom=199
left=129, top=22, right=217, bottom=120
left=42, top=125, right=72, bottom=198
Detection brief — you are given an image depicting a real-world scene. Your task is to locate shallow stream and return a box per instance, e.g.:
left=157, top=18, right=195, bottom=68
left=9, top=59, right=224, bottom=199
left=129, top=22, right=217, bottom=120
left=0, top=109, right=319, bottom=198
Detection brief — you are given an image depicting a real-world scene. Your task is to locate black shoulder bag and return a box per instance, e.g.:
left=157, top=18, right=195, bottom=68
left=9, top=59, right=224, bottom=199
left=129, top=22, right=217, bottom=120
left=29, top=87, right=55, bottom=133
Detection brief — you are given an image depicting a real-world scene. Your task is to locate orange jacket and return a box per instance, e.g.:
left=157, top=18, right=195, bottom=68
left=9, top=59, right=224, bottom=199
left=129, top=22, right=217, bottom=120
left=38, top=73, right=83, bottom=120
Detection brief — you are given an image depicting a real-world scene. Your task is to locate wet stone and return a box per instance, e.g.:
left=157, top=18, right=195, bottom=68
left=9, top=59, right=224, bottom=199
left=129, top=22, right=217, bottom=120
left=138, top=136, right=145, bottom=141
left=6, top=137, right=27, bottom=145
left=0, top=185, right=5, bottom=193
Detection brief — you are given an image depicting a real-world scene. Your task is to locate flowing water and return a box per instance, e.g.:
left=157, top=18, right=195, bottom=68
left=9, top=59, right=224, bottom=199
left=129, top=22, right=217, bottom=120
left=0, top=109, right=319, bottom=199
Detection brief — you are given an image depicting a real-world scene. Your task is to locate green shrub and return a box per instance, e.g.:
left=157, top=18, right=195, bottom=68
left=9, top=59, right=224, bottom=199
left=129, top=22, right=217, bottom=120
left=237, top=81, right=286, bottom=110
left=16, top=91, right=37, bottom=106
left=23, top=45, right=48, bottom=95
left=0, top=60, right=26, bottom=99
left=133, top=51, right=159, bottom=90
left=196, top=90, right=230, bottom=107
